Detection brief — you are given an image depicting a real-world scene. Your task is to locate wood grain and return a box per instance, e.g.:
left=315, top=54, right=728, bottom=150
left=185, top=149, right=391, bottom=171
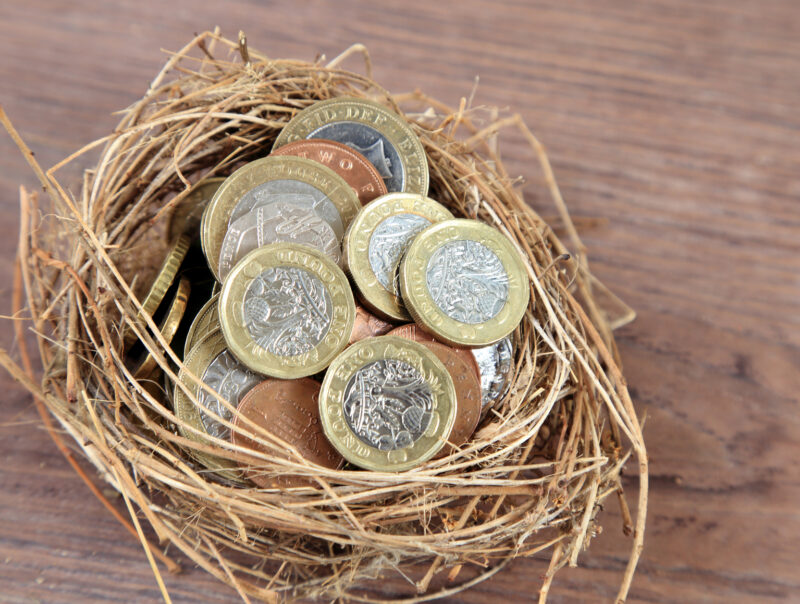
left=1, top=0, right=799, bottom=602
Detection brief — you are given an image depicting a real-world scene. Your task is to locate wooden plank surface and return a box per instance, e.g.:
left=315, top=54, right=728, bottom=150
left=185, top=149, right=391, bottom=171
left=1, top=1, right=799, bottom=602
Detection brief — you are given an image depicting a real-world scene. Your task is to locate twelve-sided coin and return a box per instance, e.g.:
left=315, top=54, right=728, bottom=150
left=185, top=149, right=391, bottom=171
left=399, top=219, right=530, bottom=347
left=319, top=336, right=456, bottom=472
left=218, top=243, right=355, bottom=379
left=343, top=193, right=452, bottom=321
left=274, top=97, right=429, bottom=196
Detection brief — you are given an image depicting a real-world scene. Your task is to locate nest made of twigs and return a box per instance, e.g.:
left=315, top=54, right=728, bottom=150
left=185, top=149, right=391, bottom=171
left=1, top=31, right=647, bottom=603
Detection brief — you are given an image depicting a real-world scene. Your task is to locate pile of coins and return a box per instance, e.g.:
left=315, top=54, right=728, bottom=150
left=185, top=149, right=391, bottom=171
left=131, top=97, right=529, bottom=484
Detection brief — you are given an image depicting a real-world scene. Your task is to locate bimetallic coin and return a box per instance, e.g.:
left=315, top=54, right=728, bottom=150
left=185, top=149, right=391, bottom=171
left=421, top=342, right=482, bottom=458
left=386, top=323, right=481, bottom=385
left=219, top=243, right=355, bottom=379
left=349, top=305, right=394, bottom=345
left=202, top=156, right=360, bottom=281
left=343, top=194, right=452, bottom=321
left=174, top=330, right=261, bottom=478
left=271, top=139, right=387, bottom=205
left=471, top=335, right=514, bottom=411
left=231, top=378, right=343, bottom=488
left=134, top=277, right=190, bottom=379
left=167, top=178, right=225, bottom=244
left=273, top=97, right=429, bottom=195
left=218, top=201, right=341, bottom=281
left=184, top=294, right=220, bottom=357
left=399, top=219, right=530, bottom=347
left=319, top=336, right=456, bottom=471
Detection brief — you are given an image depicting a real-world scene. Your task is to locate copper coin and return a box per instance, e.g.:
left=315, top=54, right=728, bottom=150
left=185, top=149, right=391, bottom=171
left=349, top=305, right=395, bottom=344
left=231, top=378, right=343, bottom=487
left=387, top=324, right=481, bottom=382
left=271, top=139, right=388, bottom=205
left=421, top=342, right=482, bottom=457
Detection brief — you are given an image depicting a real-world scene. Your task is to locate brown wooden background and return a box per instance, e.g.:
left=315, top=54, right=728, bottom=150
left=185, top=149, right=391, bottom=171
left=1, top=1, right=798, bottom=602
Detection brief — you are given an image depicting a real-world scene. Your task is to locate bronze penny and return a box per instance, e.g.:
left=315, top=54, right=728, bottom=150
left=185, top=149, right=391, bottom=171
left=421, top=342, right=482, bottom=457
left=349, top=305, right=395, bottom=344
left=271, top=139, right=388, bottom=205
left=388, top=324, right=481, bottom=383
left=231, top=378, right=343, bottom=487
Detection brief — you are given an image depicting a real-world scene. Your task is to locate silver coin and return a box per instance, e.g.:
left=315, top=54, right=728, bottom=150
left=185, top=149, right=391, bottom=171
left=471, top=336, right=514, bottom=410
left=242, top=266, right=333, bottom=357
left=218, top=202, right=341, bottom=281
left=308, top=122, right=404, bottom=193
left=425, top=240, right=510, bottom=324
left=368, top=213, right=432, bottom=297
left=227, top=179, right=345, bottom=240
left=342, top=358, right=434, bottom=451
left=198, top=350, right=261, bottom=440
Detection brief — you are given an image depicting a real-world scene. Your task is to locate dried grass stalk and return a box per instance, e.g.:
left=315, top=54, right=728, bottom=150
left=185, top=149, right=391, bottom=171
left=0, top=30, right=647, bottom=603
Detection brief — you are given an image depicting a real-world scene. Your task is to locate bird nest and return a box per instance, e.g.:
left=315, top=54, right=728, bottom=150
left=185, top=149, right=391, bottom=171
left=1, top=31, right=647, bottom=603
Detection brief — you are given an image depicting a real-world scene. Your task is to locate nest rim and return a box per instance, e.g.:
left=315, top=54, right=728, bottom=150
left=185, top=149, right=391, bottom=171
left=2, top=30, right=647, bottom=604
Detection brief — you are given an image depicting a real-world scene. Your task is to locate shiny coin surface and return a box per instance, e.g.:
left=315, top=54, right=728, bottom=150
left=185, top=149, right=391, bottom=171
left=231, top=378, right=343, bottom=488
left=167, top=177, right=224, bottom=244
left=421, top=342, right=481, bottom=458
left=400, top=219, right=530, bottom=347
left=218, top=201, right=341, bottom=282
left=134, top=277, right=190, bottom=379
left=349, top=305, right=394, bottom=345
left=219, top=243, right=355, bottom=378
left=184, top=294, right=220, bottom=357
left=174, top=330, right=261, bottom=476
left=343, top=194, right=452, bottom=321
left=273, top=97, right=429, bottom=195
left=386, top=323, right=481, bottom=385
left=319, top=336, right=456, bottom=471
left=202, top=156, right=360, bottom=281
left=271, top=139, right=387, bottom=205
left=471, top=335, right=514, bottom=411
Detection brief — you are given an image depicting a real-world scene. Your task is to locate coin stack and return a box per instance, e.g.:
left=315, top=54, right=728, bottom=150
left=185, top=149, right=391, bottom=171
left=132, top=97, right=529, bottom=485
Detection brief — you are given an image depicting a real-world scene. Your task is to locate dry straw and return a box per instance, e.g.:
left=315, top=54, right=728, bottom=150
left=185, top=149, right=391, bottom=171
left=0, top=30, right=647, bottom=603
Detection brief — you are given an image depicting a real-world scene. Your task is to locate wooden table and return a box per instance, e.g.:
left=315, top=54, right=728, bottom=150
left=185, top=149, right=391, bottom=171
left=1, top=1, right=798, bottom=602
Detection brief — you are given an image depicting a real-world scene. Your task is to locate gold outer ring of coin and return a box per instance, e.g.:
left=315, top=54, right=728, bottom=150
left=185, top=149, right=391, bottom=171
left=201, top=156, right=361, bottom=281
left=167, top=177, right=225, bottom=243
left=342, top=193, right=453, bottom=321
left=218, top=243, right=356, bottom=379
left=318, top=336, right=456, bottom=472
left=399, top=219, right=530, bottom=347
left=134, top=277, right=191, bottom=379
left=184, top=294, right=220, bottom=357
left=125, top=234, right=191, bottom=347
left=273, top=97, right=429, bottom=196
left=174, top=329, right=242, bottom=481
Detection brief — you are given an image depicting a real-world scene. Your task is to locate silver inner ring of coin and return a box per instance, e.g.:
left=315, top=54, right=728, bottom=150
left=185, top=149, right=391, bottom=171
left=368, top=213, right=432, bottom=296
left=219, top=202, right=341, bottom=280
left=242, top=266, right=333, bottom=357
left=471, top=336, right=514, bottom=409
left=425, top=240, right=509, bottom=324
left=308, top=121, right=404, bottom=193
left=228, top=179, right=345, bottom=240
left=198, top=350, right=260, bottom=440
left=342, top=359, right=433, bottom=451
